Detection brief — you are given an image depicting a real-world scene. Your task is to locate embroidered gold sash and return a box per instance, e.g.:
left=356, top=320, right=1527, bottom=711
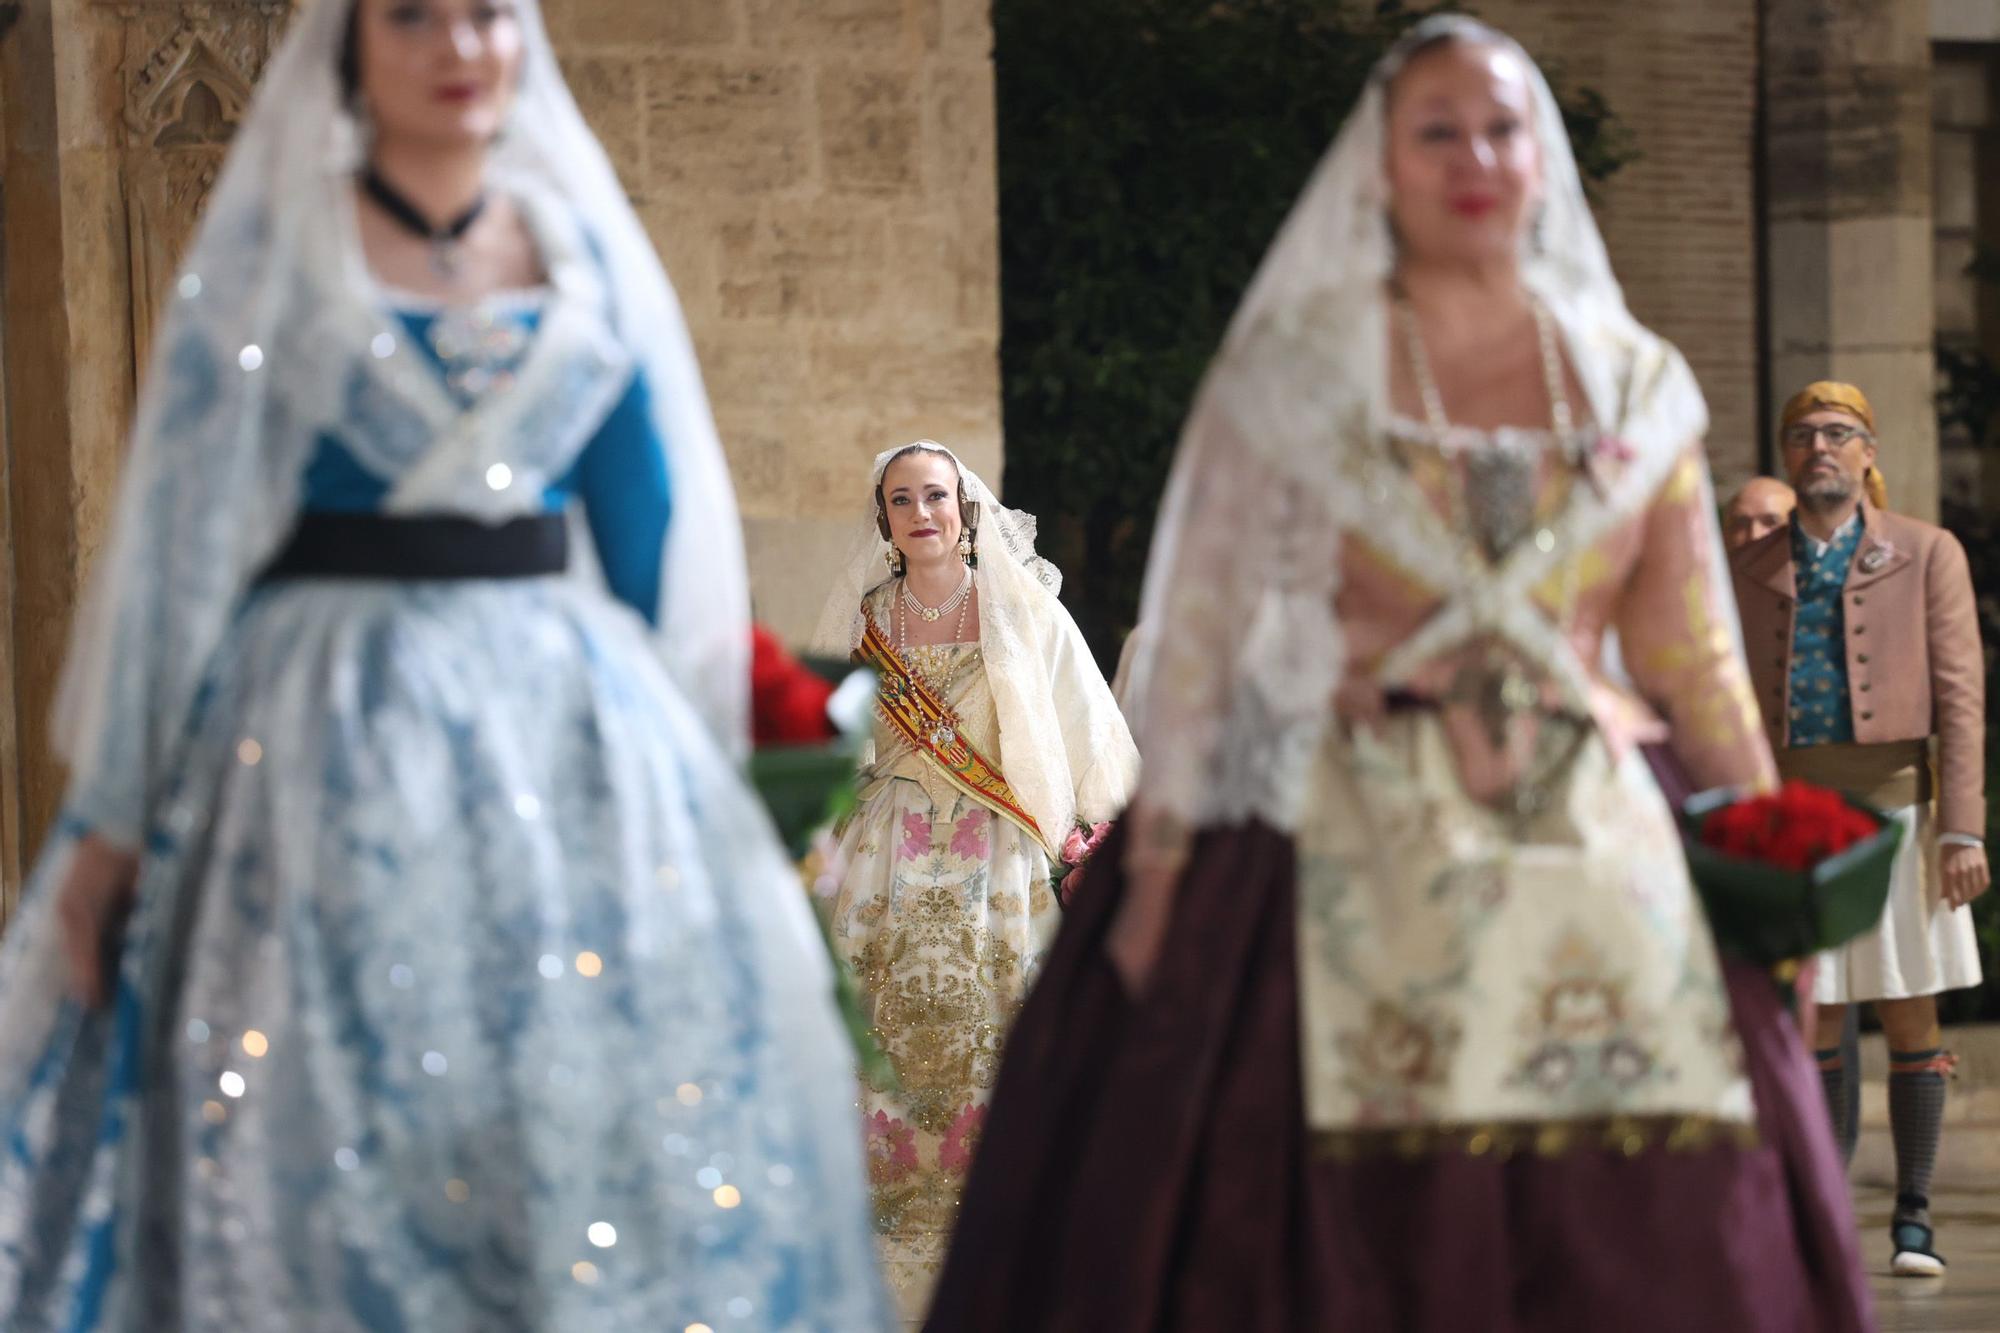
left=859, top=613, right=1044, bottom=849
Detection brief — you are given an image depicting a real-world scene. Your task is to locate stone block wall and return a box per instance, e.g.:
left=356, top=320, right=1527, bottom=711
left=1472, top=1, right=1764, bottom=493
left=542, top=0, right=1004, bottom=640
left=1764, top=0, right=1939, bottom=521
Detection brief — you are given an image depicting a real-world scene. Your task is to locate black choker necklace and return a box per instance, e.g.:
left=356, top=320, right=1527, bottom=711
left=360, top=165, right=487, bottom=281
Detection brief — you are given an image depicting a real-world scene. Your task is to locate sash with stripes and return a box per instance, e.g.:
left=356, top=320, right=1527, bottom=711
left=858, top=613, right=1045, bottom=849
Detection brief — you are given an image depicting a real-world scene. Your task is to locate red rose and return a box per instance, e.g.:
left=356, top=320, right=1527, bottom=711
left=750, top=625, right=837, bottom=747
left=1699, top=780, right=1882, bottom=872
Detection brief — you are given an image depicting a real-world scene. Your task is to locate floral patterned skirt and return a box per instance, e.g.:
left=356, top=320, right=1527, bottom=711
left=828, top=777, right=1060, bottom=1326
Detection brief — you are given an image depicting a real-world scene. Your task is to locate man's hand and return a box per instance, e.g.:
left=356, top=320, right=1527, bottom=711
left=1941, top=841, right=1991, bottom=909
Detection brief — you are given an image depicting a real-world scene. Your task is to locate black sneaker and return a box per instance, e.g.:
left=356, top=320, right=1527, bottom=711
left=1890, top=1219, right=1946, bottom=1277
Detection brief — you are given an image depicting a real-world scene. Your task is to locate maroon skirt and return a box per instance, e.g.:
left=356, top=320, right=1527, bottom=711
left=923, top=821, right=1875, bottom=1333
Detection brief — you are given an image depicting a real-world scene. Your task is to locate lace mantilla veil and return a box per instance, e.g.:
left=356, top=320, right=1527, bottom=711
left=1117, top=15, right=1744, bottom=837
left=811, top=443, right=1138, bottom=854
left=53, top=0, right=754, bottom=844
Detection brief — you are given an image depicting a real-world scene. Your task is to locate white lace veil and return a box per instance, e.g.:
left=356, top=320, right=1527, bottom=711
left=1119, top=15, right=1734, bottom=833
left=54, top=0, right=751, bottom=838
left=1221, top=16, right=1630, bottom=356
left=811, top=442, right=1138, bottom=853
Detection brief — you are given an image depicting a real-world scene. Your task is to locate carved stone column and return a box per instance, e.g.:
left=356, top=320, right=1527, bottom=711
left=1762, top=0, right=1939, bottom=519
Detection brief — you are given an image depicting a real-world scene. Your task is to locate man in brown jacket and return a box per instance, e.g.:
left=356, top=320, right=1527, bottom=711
left=1730, top=381, right=1989, bottom=1277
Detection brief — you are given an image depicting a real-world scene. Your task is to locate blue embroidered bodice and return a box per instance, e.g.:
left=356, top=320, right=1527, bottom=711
left=300, top=299, right=671, bottom=624
left=1786, top=516, right=1861, bottom=746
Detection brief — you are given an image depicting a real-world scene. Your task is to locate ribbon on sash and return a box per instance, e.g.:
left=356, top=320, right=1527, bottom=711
left=858, top=613, right=1045, bottom=850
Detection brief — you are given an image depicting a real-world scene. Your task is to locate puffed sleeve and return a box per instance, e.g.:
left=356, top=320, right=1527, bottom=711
left=1614, top=444, right=1777, bottom=795
left=570, top=370, right=672, bottom=625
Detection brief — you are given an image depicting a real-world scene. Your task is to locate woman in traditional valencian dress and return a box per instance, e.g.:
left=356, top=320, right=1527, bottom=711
left=0, top=2, right=888, bottom=1328
left=926, top=18, right=1872, bottom=1332
left=812, top=442, right=1137, bottom=1323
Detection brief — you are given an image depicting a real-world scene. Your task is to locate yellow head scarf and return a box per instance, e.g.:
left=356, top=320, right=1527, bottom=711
left=1779, top=380, right=1887, bottom=510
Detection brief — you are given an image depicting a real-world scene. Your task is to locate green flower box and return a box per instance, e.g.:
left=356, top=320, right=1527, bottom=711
left=748, top=653, right=873, bottom=859
left=749, top=740, right=863, bottom=861
left=746, top=655, right=896, bottom=1090
left=1679, top=787, right=1904, bottom=966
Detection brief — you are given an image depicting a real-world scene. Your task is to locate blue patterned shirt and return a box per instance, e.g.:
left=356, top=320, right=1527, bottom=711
left=1786, top=515, right=1863, bottom=746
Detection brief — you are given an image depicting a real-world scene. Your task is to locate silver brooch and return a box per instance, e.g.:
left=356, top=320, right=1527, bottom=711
left=1858, top=547, right=1888, bottom=574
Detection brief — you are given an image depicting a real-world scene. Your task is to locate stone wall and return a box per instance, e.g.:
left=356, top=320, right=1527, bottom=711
left=1764, top=0, right=1939, bottom=522
left=543, top=0, right=1003, bottom=639
left=1472, top=1, right=1764, bottom=493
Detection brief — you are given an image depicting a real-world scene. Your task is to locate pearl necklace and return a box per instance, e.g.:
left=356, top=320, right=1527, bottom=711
left=896, top=570, right=975, bottom=651
left=1395, top=293, right=1574, bottom=564
left=1397, top=292, right=1572, bottom=442
left=895, top=574, right=977, bottom=747
left=900, top=564, right=973, bottom=624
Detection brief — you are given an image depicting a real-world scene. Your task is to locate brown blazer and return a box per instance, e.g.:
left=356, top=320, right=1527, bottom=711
left=1729, top=502, right=1986, bottom=837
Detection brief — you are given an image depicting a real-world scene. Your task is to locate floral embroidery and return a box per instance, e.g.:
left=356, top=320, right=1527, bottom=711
left=1294, top=380, right=1754, bottom=1145
left=938, top=1103, right=986, bottom=1174
left=1786, top=516, right=1862, bottom=745
left=831, top=601, right=1061, bottom=1317
left=898, top=811, right=931, bottom=862
left=1428, top=859, right=1508, bottom=919
left=1509, top=931, right=1667, bottom=1103
left=1335, top=998, right=1462, bottom=1124
left=949, top=809, right=990, bottom=861
left=866, top=1111, right=920, bottom=1188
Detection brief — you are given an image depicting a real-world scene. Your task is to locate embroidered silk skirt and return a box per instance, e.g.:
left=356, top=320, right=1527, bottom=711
left=828, top=770, right=1060, bottom=1327
left=0, top=579, right=891, bottom=1331
left=922, top=821, right=1876, bottom=1333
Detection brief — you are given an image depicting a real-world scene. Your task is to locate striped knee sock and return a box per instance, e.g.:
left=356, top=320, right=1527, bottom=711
left=1816, top=1047, right=1857, bottom=1166
left=1841, top=1011, right=1862, bottom=1156
left=1887, top=1047, right=1954, bottom=1227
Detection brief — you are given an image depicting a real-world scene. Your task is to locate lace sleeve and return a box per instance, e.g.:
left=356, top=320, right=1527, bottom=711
left=1040, top=595, right=1138, bottom=827
left=1120, top=343, right=1346, bottom=843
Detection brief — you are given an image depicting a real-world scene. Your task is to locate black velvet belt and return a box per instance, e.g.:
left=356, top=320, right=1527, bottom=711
left=260, top=513, right=569, bottom=582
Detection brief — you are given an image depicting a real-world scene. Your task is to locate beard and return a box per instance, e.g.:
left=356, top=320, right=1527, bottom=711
left=1798, top=469, right=1857, bottom=510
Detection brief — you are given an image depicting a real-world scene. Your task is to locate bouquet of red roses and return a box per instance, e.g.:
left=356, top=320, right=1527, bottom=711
left=1681, top=780, right=1903, bottom=965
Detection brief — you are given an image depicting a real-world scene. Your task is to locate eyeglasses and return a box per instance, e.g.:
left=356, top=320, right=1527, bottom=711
left=1781, top=422, right=1870, bottom=449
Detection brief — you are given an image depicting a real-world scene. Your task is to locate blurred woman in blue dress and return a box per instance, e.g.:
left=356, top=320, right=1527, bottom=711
left=0, top=1, right=889, bottom=1328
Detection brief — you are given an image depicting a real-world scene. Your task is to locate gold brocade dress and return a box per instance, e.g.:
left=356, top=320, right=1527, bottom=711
left=827, top=630, right=1062, bottom=1325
